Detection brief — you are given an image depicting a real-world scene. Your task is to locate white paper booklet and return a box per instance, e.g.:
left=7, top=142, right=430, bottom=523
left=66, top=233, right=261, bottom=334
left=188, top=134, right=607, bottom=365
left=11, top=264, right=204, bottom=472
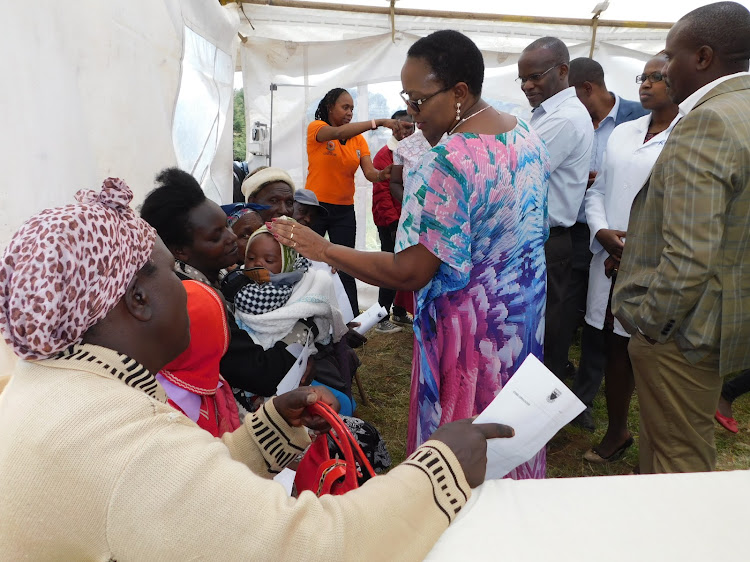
left=275, top=330, right=315, bottom=395
left=473, top=353, right=585, bottom=480
left=351, top=303, right=387, bottom=335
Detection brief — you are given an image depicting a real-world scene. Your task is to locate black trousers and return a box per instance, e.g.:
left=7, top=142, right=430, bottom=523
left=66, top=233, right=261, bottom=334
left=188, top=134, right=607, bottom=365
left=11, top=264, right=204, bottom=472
left=571, top=323, right=607, bottom=409
left=543, top=228, right=572, bottom=380
left=567, top=222, right=605, bottom=407
left=376, top=221, right=407, bottom=318
left=312, top=202, right=359, bottom=317
left=564, top=222, right=593, bottom=328
left=722, top=369, right=750, bottom=403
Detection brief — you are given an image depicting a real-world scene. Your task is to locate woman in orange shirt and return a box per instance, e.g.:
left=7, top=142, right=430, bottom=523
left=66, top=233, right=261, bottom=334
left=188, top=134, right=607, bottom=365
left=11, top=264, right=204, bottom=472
left=306, top=87, right=401, bottom=316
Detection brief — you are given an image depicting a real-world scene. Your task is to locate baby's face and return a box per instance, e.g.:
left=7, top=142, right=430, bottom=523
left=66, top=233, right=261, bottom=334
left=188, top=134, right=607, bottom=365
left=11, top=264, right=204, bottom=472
left=245, top=233, right=282, bottom=274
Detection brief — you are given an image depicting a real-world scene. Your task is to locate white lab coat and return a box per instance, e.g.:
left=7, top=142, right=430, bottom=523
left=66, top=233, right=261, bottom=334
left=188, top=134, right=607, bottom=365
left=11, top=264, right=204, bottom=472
left=584, top=113, right=680, bottom=336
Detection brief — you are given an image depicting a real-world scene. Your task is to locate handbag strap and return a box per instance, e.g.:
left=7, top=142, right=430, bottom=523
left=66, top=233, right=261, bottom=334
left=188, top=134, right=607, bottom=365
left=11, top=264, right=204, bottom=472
left=308, top=401, right=376, bottom=481
left=308, top=401, right=357, bottom=489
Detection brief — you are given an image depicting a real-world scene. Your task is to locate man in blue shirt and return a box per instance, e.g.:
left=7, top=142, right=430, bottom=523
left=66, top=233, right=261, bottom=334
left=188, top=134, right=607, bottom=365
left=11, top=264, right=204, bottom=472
left=566, top=57, right=649, bottom=430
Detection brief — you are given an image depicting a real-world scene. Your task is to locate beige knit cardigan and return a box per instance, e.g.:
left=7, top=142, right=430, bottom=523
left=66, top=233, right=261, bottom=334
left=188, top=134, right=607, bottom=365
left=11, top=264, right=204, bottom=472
left=0, top=345, right=470, bottom=561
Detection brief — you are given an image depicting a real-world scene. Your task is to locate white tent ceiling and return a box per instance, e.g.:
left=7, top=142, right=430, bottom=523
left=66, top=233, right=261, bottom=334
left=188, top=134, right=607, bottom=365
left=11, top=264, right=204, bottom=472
left=264, top=0, right=744, bottom=22
left=230, top=0, right=750, bottom=24
left=231, top=0, right=749, bottom=252
left=227, top=0, right=750, bottom=47
left=229, top=1, right=673, bottom=53
left=3, top=0, right=749, bottom=254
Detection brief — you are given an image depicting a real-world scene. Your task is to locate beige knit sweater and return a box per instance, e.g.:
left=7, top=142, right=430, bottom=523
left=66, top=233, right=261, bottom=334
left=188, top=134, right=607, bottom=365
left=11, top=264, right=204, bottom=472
left=0, top=345, right=470, bottom=561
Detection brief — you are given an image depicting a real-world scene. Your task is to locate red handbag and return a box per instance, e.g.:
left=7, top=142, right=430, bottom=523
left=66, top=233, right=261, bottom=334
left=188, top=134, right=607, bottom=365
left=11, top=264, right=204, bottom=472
left=294, top=401, right=376, bottom=496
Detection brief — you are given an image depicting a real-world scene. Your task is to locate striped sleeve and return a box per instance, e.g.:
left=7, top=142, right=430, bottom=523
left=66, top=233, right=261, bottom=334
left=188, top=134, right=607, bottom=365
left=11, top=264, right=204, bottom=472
left=249, top=400, right=311, bottom=474
left=401, top=440, right=471, bottom=524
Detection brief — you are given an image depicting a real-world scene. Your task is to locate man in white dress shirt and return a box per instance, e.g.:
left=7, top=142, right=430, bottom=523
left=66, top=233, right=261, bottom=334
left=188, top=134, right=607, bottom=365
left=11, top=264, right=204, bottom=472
left=518, top=37, right=594, bottom=381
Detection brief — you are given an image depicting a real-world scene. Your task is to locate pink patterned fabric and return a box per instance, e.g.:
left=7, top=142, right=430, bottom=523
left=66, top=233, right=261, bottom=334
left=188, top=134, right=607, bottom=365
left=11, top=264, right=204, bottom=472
left=215, top=379, right=242, bottom=436
left=0, top=178, right=156, bottom=360
left=397, top=124, right=549, bottom=480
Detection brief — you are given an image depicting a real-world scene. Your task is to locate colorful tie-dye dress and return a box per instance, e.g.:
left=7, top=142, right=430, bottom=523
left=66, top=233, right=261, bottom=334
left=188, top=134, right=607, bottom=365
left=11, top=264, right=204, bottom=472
left=395, top=120, right=550, bottom=479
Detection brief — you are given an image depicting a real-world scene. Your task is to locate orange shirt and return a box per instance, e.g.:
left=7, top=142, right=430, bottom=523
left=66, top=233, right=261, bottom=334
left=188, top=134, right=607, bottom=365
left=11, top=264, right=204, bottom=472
left=305, top=120, right=370, bottom=206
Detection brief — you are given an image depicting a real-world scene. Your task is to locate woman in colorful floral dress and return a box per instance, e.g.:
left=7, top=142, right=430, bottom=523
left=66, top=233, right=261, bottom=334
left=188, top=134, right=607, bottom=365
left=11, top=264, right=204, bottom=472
left=271, top=30, right=549, bottom=478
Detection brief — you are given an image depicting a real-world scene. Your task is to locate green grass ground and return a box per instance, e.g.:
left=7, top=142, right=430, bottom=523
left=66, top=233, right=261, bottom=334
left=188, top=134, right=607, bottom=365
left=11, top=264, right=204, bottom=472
left=354, top=328, right=750, bottom=475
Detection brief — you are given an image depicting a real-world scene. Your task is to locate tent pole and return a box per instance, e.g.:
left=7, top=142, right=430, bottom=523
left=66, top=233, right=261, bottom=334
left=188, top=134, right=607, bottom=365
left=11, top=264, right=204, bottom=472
left=228, top=0, right=673, bottom=29
left=269, top=83, right=276, bottom=166
left=390, top=0, right=396, bottom=43
left=589, top=14, right=600, bottom=58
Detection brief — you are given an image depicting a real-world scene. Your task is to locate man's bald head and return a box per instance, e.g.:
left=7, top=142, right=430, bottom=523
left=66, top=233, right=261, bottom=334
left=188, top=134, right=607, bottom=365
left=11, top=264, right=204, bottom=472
left=518, top=37, right=571, bottom=107
left=522, top=37, right=570, bottom=64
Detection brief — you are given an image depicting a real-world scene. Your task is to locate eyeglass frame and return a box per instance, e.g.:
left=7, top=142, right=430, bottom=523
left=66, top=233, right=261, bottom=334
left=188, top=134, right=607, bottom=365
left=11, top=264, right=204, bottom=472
left=636, top=71, right=665, bottom=84
left=516, top=63, right=563, bottom=85
left=399, top=85, right=454, bottom=113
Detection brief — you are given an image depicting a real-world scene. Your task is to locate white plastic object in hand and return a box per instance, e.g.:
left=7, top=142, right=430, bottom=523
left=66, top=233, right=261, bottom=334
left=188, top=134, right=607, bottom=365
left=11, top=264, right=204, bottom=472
left=352, top=303, right=388, bottom=335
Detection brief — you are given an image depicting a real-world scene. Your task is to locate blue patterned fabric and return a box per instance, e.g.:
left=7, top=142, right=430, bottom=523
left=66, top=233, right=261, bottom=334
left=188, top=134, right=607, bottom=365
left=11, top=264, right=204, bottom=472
left=396, top=120, right=551, bottom=479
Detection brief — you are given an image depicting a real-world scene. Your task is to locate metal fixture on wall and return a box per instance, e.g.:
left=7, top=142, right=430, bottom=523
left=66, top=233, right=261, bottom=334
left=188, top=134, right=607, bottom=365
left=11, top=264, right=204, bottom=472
left=269, top=82, right=309, bottom=166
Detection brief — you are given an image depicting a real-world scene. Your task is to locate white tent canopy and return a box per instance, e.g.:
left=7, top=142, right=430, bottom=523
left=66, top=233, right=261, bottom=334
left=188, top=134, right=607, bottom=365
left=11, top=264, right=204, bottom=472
left=231, top=0, right=684, bottom=252
left=3, top=0, right=750, bottom=250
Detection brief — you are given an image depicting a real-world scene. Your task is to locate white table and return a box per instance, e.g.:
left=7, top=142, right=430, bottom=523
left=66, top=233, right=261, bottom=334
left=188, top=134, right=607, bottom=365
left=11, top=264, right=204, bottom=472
left=427, top=470, right=748, bottom=561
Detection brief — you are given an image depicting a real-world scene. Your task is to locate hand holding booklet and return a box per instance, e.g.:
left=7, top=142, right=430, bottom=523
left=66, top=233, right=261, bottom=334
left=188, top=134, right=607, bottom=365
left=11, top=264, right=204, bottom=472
left=473, top=354, right=585, bottom=480
left=351, top=304, right=388, bottom=335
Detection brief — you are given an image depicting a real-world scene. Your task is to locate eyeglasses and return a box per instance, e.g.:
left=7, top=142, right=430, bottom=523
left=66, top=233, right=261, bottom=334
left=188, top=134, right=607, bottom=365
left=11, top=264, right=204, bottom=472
left=516, top=63, right=562, bottom=85
left=400, top=85, right=453, bottom=113
left=636, top=71, right=665, bottom=84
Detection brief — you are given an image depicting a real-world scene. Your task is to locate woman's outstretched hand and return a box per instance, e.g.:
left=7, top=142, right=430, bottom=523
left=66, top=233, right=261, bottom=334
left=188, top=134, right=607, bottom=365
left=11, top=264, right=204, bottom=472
left=267, top=218, right=330, bottom=263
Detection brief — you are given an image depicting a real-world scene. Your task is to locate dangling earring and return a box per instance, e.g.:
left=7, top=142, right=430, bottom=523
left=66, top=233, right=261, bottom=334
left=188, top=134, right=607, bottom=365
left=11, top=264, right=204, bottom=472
left=455, top=102, right=461, bottom=121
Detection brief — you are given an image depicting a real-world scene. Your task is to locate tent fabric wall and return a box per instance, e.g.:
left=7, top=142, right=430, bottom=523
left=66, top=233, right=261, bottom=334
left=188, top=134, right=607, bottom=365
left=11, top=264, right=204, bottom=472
left=173, top=27, right=236, bottom=204
left=0, top=0, right=238, bottom=250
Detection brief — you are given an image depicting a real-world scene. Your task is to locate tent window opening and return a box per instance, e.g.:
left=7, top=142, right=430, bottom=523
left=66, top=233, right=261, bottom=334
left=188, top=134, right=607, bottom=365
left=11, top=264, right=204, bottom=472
left=172, top=26, right=233, bottom=202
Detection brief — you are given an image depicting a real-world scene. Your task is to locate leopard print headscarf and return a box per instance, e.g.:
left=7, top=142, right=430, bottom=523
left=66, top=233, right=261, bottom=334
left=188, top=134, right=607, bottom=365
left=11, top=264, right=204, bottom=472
left=0, top=178, right=156, bottom=360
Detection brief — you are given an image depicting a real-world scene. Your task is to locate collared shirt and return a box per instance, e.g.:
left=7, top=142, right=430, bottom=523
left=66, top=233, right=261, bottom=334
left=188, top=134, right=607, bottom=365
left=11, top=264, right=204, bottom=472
left=530, top=87, right=594, bottom=227
left=678, top=71, right=750, bottom=116
left=591, top=94, right=620, bottom=173
left=576, top=94, right=620, bottom=222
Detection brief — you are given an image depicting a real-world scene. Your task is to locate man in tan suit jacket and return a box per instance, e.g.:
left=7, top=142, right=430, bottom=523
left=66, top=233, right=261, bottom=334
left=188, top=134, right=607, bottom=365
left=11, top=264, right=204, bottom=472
left=612, top=1, right=750, bottom=474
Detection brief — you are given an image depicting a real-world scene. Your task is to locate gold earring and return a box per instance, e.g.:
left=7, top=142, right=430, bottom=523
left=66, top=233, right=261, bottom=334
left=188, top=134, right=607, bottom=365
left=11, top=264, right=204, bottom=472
left=455, top=102, right=461, bottom=121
